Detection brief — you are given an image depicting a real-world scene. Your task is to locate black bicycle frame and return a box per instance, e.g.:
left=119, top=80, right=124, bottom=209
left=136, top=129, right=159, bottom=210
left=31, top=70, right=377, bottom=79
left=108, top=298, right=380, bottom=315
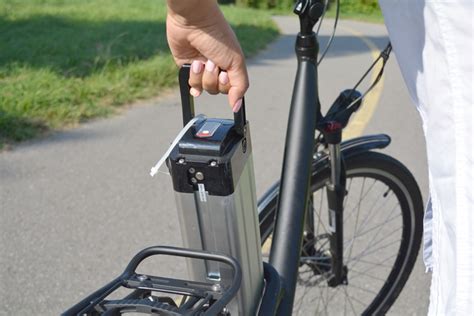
left=268, top=0, right=347, bottom=313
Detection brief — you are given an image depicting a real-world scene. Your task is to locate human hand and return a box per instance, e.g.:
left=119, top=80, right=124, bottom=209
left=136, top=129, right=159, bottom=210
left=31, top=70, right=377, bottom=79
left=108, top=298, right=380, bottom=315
left=166, top=1, right=248, bottom=112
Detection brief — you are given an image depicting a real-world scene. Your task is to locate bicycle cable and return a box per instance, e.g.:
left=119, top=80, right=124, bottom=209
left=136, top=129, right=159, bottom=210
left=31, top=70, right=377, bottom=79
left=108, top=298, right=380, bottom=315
left=315, top=0, right=328, bottom=37
left=315, top=42, right=392, bottom=150
left=314, top=0, right=393, bottom=111
left=346, top=42, right=393, bottom=110
left=317, top=0, right=340, bottom=65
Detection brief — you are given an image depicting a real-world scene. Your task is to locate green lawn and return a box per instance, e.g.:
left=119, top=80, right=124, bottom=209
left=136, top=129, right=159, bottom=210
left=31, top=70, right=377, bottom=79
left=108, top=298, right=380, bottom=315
left=0, top=0, right=278, bottom=149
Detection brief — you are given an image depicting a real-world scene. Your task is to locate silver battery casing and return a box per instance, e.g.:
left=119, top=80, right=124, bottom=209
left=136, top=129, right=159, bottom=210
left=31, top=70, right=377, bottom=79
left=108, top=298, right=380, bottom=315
left=168, top=120, right=263, bottom=315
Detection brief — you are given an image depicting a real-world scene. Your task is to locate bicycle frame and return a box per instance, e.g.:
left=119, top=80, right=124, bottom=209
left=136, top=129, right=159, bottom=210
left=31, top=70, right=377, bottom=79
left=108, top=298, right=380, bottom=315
left=268, top=0, right=328, bottom=313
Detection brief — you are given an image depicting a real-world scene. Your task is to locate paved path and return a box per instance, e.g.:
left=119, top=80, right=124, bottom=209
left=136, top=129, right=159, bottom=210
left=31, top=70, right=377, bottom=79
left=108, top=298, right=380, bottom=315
left=0, top=17, right=430, bottom=315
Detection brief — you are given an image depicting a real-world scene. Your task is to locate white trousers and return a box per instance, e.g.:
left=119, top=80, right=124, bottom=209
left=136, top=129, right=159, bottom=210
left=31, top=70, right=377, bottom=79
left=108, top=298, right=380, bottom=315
left=378, top=0, right=473, bottom=314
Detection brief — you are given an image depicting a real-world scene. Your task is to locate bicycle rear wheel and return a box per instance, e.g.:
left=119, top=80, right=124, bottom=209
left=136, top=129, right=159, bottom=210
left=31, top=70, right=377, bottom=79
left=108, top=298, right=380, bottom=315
left=261, top=151, right=423, bottom=315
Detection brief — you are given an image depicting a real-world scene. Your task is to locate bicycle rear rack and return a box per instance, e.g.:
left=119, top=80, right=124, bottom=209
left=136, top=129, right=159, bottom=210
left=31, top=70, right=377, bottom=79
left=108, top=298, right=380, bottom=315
left=63, top=246, right=283, bottom=316
left=63, top=246, right=242, bottom=316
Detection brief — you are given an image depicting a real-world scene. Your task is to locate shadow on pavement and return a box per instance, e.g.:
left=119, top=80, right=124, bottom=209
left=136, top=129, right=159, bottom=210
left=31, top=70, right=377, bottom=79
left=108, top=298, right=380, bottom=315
left=253, top=34, right=390, bottom=64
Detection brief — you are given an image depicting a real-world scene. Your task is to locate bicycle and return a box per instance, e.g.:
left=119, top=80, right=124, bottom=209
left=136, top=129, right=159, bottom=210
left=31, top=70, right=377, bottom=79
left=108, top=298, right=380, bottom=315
left=64, top=0, right=423, bottom=315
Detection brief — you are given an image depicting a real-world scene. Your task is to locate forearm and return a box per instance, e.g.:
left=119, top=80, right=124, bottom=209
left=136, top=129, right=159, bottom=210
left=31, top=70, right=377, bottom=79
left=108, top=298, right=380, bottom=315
left=167, top=0, right=220, bottom=25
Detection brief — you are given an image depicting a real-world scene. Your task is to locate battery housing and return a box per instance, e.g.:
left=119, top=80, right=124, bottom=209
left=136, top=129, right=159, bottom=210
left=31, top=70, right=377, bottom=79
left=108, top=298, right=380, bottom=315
left=167, top=117, right=263, bottom=315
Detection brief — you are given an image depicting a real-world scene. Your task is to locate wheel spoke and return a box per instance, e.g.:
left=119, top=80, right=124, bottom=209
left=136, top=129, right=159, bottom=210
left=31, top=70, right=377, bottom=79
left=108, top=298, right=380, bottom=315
left=287, top=159, right=420, bottom=315
left=345, top=177, right=366, bottom=261
left=353, top=211, right=401, bottom=240
left=347, top=203, right=401, bottom=267
left=314, top=187, right=331, bottom=235
left=353, top=191, right=398, bottom=237
left=349, top=238, right=401, bottom=264
left=343, top=287, right=359, bottom=315
left=343, top=178, right=378, bottom=224
left=348, top=185, right=391, bottom=241
left=348, top=268, right=387, bottom=283
left=347, top=283, right=379, bottom=295
left=349, top=224, right=402, bottom=267
left=350, top=226, right=402, bottom=265
left=348, top=253, right=398, bottom=282
left=351, top=255, right=396, bottom=269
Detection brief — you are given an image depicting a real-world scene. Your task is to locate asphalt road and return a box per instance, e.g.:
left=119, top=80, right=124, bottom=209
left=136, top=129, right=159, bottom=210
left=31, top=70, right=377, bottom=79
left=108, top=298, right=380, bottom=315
left=0, top=17, right=430, bottom=315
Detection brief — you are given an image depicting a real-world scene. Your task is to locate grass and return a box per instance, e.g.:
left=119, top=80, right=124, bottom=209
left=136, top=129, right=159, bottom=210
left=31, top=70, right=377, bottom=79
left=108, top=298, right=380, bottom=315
left=0, top=0, right=279, bottom=149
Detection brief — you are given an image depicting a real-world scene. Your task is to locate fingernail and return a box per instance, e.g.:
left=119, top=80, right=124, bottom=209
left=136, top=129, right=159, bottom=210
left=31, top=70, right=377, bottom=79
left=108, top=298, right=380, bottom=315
left=219, top=72, right=229, bottom=85
left=205, top=60, right=216, bottom=72
left=190, top=87, right=200, bottom=97
left=191, top=60, right=203, bottom=74
left=232, top=99, right=242, bottom=113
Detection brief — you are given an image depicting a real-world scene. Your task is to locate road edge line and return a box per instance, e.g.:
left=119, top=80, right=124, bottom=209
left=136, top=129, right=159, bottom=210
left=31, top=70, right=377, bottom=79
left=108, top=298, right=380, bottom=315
left=339, top=26, right=385, bottom=139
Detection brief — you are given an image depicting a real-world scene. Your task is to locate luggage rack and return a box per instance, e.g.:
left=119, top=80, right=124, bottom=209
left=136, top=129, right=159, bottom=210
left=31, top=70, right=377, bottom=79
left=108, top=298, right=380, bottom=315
left=62, top=246, right=242, bottom=316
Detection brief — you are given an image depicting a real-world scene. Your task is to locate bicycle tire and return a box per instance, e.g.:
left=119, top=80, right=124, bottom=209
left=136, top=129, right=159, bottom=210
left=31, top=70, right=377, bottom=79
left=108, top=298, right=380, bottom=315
left=261, top=151, right=424, bottom=315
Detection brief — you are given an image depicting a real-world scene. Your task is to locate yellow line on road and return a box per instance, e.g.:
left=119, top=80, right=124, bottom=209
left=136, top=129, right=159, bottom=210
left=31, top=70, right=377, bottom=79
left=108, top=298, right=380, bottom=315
left=339, top=26, right=385, bottom=139
left=262, top=236, right=272, bottom=257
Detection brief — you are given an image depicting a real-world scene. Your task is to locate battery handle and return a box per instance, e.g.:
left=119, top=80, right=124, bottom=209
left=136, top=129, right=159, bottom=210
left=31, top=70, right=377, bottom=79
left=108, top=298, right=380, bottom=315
left=179, top=64, right=247, bottom=137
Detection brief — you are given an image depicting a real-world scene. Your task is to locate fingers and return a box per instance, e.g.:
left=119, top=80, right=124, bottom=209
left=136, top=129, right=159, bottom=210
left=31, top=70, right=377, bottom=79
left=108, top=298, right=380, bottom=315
left=218, top=71, right=231, bottom=94
left=189, top=60, right=203, bottom=97
left=202, top=60, right=219, bottom=95
left=227, top=61, right=249, bottom=111
left=189, top=60, right=220, bottom=96
left=189, top=59, right=248, bottom=113
left=189, top=60, right=230, bottom=95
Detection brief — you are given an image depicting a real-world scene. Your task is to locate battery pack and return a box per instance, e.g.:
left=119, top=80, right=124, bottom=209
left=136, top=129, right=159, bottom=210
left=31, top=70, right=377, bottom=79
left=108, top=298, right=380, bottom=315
left=167, top=116, right=263, bottom=315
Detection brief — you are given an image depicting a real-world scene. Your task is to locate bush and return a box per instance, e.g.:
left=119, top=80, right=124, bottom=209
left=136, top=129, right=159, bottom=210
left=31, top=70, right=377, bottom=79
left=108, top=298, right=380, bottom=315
left=339, top=0, right=380, bottom=15
left=231, top=0, right=294, bottom=9
left=224, top=0, right=381, bottom=14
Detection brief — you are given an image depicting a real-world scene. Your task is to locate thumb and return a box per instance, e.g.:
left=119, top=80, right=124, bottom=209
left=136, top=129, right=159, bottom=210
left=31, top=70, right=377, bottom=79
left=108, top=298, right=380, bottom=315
left=226, top=62, right=249, bottom=111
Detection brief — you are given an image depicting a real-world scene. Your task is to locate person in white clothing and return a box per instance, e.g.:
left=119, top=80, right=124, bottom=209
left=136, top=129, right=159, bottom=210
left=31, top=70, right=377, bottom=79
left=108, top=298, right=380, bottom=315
left=166, top=0, right=473, bottom=314
left=379, top=1, right=473, bottom=314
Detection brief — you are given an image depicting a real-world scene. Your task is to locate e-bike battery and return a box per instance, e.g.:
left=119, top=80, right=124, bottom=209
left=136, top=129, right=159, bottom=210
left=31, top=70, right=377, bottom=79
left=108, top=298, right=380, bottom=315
left=167, top=117, right=263, bottom=315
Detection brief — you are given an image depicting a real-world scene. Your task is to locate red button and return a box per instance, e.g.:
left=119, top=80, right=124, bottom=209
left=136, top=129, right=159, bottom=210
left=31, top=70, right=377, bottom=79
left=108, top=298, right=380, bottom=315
left=196, top=122, right=221, bottom=138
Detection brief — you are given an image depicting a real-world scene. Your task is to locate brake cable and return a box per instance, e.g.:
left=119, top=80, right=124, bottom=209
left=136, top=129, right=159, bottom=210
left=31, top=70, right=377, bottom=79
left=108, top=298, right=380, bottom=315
left=346, top=42, right=393, bottom=110
left=315, top=0, right=393, bottom=109
left=313, top=2, right=393, bottom=150
left=317, top=0, right=340, bottom=65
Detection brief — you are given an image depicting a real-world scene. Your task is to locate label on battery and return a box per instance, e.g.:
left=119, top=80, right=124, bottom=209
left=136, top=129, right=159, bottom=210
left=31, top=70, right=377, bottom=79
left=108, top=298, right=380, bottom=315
left=198, top=183, right=207, bottom=202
